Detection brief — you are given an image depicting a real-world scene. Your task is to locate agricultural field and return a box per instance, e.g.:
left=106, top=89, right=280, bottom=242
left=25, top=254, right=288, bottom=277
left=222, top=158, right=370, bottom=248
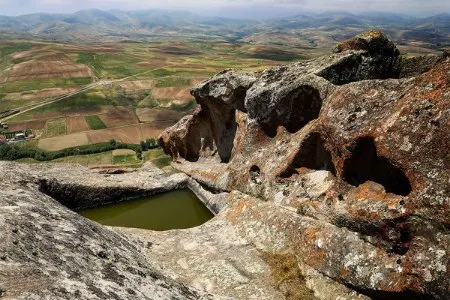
left=15, top=148, right=171, bottom=169
left=85, top=115, right=107, bottom=130
left=0, top=38, right=316, bottom=166
left=41, top=118, right=67, bottom=138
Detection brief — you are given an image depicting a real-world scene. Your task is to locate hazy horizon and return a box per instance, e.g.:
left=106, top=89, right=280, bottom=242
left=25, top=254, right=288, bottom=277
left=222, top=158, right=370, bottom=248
left=0, top=0, right=448, bottom=19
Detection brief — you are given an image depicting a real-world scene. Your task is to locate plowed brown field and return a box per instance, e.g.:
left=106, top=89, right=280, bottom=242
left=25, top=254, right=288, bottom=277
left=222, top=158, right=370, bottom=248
left=116, top=80, right=155, bottom=90
left=140, top=122, right=174, bottom=139
left=7, top=54, right=92, bottom=81
left=7, top=120, right=47, bottom=131
left=98, top=106, right=138, bottom=128
left=135, top=108, right=187, bottom=123
left=87, top=124, right=143, bottom=144
left=38, top=132, right=89, bottom=151
left=67, top=116, right=90, bottom=133
left=152, top=87, right=193, bottom=101
left=4, top=88, right=77, bottom=101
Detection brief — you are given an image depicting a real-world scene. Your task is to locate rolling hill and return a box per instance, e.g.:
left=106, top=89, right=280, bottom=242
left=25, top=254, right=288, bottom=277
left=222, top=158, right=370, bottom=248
left=0, top=9, right=448, bottom=51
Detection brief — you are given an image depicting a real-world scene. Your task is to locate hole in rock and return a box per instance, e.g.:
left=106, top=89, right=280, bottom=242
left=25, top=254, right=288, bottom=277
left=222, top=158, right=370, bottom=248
left=260, top=86, right=323, bottom=137
left=280, top=132, right=336, bottom=178
left=249, top=165, right=261, bottom=184
left=343, top=137, right=412, bottom=196
left=39, top=180, right=213, bottom=231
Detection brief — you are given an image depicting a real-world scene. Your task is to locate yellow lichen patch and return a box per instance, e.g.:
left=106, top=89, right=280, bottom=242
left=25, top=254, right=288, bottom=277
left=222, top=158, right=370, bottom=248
left=358, top=30, right=385, bottom=39
left=261, top=251, right=317, bottom=300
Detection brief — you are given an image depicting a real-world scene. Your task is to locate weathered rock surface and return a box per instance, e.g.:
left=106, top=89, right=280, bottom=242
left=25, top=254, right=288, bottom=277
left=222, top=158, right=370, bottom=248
left=159, top=70, right=258, bottom=163
left=1, top=30, right=448, bottom=300
left=0, top=162, right=216, bottom=299
left=160, top=31, right=449, bottom=299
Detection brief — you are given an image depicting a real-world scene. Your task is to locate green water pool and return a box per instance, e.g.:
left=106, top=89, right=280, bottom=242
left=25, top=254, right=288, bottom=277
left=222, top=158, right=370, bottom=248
left=79, top=189, right=214, bottom=231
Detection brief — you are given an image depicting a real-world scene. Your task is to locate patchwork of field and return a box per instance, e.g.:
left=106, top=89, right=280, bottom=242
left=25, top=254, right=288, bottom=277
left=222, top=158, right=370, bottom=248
left=0, top=39, right=307, bottom=160
left=7, top=54, right=93, bottom=82
left=16, top=148, right=167, bottom=169
left=87, top=124, right=143, bottom=144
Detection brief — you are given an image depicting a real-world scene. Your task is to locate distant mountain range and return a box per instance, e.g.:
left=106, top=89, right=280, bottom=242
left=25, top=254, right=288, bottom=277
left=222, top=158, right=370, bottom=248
left=0, top=9, right=448, bottom=49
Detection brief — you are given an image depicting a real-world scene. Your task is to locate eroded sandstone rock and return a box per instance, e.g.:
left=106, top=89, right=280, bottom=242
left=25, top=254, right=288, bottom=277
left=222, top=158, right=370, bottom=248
left=159, top=31, right=449, bottom=299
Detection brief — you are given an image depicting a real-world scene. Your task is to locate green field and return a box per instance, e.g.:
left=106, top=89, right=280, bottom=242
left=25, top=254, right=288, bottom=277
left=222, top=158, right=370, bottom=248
left=0, top=77, right=92, bottom=93
left=155, top=77, right=192, bottom=88
left=85, top=115, right=107, bottom=130
left=13, top=148, right=170, bottom=169
left=143, top=149, right=172, bottom=168
left=0, top=42, right=34, bottom=57
left=76, top=53, right=105, bottom=77
left=112, top=154, right=138, bottom=165
left=42, top=118, right=67, bottom=138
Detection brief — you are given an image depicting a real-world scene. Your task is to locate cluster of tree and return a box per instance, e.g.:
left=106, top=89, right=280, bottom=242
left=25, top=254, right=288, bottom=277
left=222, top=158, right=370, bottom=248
left=1, top=129, right=32, bottom=139
left=140, top=138, right=159, bottom=151
left=0, top=139, right=161, bottom=162
left=137, top=138, right=159, bottom=160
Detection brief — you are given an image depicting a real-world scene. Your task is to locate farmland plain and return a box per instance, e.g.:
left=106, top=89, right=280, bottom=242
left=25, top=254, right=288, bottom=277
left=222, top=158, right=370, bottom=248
left=0, top=39, right=298, bottom=166
left=1, top=11, right=446, bottom=167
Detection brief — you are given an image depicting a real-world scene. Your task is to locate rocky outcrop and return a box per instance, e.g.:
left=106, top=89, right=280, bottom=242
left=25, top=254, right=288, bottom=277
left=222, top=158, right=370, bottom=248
left=159, top=70, right=257, bottom=163
left=0, top=162, right=215, bottom=299
left=159, top=31, right=449, bottom=299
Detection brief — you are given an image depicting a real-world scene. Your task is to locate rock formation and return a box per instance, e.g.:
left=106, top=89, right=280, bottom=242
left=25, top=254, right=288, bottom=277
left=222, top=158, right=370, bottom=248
left=159, top=30, right=449, bottom=299
left=0, top=162, right=216, bottom=299
left=1, top=30, right=448, bottom=300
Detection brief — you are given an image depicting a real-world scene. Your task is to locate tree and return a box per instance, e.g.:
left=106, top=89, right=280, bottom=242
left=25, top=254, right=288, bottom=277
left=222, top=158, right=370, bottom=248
left=140, top=141, right=147, bottom=151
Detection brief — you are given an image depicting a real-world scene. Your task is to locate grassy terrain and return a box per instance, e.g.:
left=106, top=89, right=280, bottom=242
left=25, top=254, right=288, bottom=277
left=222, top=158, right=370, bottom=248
left=155, top=77, right=192, bottom=88
left=42, top=118, right=67, bottom=138
left=14, top=147, right=167, bottom=169
left=0, top=42, right=34, bottom=57
left=143, top=149, right=172, bottom=168
left=51, top=151, right=114, bottom=166
left=76, top=53, right=105, bottom=77
left=7, top=91, right=111, bottom=122
left=85, top=115, right=107, bottom=130
left=0, top=77, right=92, bottom=93
left=169, top=100, right=197, bottom=112
left=261, top=252, right=317, bottom=300
left=112, top=154, right=138, bottom=165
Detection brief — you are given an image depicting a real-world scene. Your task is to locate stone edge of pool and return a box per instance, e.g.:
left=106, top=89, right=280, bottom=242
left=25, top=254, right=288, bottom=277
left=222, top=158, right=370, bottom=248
left=28, top=161, right=225, bottom=219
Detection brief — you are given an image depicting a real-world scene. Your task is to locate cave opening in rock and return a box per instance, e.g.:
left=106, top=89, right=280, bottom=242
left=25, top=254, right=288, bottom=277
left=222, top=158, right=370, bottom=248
left=260, top=86, right=323, bottom=138
left=249, top=165, right=261, bottom=183
left=285, top=86, right=323, bottom=133
left=342, top=137, right=412, bottom=196
left=280, top=132, right=336, bottom=178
